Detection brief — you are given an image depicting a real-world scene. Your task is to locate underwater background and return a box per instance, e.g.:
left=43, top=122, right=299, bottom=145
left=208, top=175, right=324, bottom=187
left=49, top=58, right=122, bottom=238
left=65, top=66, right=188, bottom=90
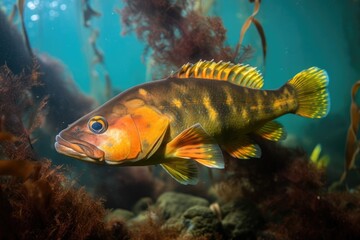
left=1, top=0, right=360, bottom=239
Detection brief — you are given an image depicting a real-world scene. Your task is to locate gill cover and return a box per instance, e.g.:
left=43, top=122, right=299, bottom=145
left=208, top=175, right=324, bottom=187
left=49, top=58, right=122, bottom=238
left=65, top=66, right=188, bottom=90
left=104, top=99, right=169, bottom=162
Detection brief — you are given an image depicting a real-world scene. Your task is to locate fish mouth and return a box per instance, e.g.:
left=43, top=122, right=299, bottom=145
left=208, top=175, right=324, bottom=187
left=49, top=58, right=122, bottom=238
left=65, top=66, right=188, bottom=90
left=55, top=134, right=105, bottom=163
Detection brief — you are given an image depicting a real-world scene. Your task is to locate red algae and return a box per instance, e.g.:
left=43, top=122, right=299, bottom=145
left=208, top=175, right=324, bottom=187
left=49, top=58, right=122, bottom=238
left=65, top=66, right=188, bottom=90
left=213, top=140, right=360, bottom=239
left=0, top=160, right=114, bottom=239
left=120, top=0, right=250, bottom=71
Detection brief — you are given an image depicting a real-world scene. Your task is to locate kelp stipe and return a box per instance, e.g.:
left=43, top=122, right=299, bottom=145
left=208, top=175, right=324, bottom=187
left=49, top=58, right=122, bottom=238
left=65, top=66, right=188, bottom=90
left=340, top=81, right=360, bottom=184
left=234, top=0, right=266, bottom=64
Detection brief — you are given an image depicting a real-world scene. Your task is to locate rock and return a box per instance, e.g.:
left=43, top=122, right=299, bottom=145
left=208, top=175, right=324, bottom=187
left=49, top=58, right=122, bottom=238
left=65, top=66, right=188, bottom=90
left=182, top=206, right=223, bottom=238
left=156, top=192, right=209, bottom=219
left=133, top=197, right=153, bottom=214
left=105, top=209, right=135, bottom=223
left=221, top=201, right=263, bottom=239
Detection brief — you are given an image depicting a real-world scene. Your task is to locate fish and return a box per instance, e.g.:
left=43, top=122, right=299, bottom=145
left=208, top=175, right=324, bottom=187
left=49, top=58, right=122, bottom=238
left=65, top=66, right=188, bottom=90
left=55, top=60, right=330, bottom=185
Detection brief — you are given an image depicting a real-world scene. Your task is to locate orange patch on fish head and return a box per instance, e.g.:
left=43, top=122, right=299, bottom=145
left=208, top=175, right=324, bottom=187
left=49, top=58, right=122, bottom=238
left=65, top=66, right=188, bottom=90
left=55, top=114, right=142, bottom=164
left=97, top=114, right=141, bottom=163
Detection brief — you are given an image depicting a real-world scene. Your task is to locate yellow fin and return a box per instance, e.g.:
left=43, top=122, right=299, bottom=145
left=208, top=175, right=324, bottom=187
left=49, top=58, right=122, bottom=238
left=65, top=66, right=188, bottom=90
left=222, top=135, right=261, bottom=159
left=287, top=67, right=330, bottom=118
left=175, top=60, right=264, bottom=89
left=160, top=158, right=199, bottom=185
left=255, top=121, right=286, bottom=141
left=165, top=123, right=224, bottom=169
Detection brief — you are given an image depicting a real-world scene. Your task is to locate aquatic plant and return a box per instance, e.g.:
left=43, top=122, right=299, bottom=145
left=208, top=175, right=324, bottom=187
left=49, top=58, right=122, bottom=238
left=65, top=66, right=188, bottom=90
left=309, top=144, right=330, bottom=169
left=33, top=55, right=95, bottom=133
left=120, top=0, right=243, bottom=70
left=212, top=139, right=360, bottom=239
left=82, top=0, right=101, bottom=27
left=0, top=159, right=115, bottom=239
left=120, top=0, right=265, bottom=73
left=234, top=0, right=266, bottom=64
left=0, top=60, right=113, bottom=238
left=0, top=64, right=43, bottom=160
left=17, top=0, right=33, bottom=57
left=339, top=81, right=360, bottom=184
left=82, top=0, right=114, bottom=101
left=0, top=10, right=95, bottom=135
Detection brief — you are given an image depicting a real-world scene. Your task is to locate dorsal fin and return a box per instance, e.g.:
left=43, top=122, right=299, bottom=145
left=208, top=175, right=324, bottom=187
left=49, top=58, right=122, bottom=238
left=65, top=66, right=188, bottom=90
left=174, top=60, right=264, bottom=89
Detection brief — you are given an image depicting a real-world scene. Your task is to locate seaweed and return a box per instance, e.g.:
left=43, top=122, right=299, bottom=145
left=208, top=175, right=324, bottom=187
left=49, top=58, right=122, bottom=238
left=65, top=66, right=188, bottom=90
left=33, top=54, right=95, bottom=133
left=8, top=4, right=18, bottom=23
left=0, top=65, right=122, bottom=239
left=82, top=0, right=114, bottom=101
left=120, top=0, right=248, bottom=71
left=129, top=213, right=181, bottom=240
left=82, top=0, right=101, bottom=28
left=17, top=0, right=33, bottom=57
left=0, top=9, right=95, bottom=135
left=339, top=81, right=360, bottom=184
left=0, top=64, right=42, bottom=160
left=120, top=0, right=266, bottom=74
left=234, top=0, right=266, bottom=64
left=0, top=159, right=118, bottom=239
left=212, top=140, right=360, bottom=239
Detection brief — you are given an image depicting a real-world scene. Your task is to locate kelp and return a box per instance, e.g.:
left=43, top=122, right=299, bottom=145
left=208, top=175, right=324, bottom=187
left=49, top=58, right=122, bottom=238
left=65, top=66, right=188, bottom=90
left=338, top=81, right=360, bottom=184
left=90, top=29, right=105, bottom=65
left=82, top=0, right=114, bottom=100
left=17, top=0, right=33, bottom=57
left=8, top=4, right=18, bottom=23
left=82, top=0, right=101, bottom=28
left=234, top=0, right=266, bottom=64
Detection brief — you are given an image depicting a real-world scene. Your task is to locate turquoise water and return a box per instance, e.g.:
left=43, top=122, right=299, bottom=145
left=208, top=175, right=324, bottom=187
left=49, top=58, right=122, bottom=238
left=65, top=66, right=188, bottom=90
left=1, top=0, right=360, bottom=195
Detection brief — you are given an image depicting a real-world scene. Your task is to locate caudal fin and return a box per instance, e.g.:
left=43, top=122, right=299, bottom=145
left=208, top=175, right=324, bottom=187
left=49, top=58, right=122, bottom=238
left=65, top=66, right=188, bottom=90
left=287, top=67, right=330, bottom=118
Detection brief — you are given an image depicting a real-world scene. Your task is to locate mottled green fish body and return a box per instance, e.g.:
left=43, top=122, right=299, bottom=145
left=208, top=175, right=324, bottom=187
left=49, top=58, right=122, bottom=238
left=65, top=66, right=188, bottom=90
left=55, top=61, right=330, bottom=185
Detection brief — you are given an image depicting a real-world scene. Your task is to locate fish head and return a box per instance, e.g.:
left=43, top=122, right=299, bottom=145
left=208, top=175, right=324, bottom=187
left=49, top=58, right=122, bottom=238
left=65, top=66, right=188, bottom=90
left=55, top=113, right=143, bottom=164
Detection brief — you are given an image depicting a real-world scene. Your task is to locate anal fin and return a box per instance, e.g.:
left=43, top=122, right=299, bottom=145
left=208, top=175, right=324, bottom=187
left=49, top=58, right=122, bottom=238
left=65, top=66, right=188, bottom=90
left=161, top=158, right=199, bottom=185
left=255, top=121, right=286, bottom=141
left=222, top=135, right=261, bottom=159
left=165, top=123, right=224, bottom=169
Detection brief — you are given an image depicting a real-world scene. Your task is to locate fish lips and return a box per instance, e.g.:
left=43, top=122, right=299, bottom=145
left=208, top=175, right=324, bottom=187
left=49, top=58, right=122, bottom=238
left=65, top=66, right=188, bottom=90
left=55, top=134, right=105, bottom=163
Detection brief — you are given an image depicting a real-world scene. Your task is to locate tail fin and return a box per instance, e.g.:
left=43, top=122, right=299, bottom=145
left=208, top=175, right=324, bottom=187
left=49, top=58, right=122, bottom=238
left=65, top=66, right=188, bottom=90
left=287, top=67, right=330, bottom=118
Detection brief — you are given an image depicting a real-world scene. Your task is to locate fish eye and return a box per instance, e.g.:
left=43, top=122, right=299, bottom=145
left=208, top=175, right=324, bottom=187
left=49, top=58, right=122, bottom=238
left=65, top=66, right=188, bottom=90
left=88, top=116, right=108, bottom=134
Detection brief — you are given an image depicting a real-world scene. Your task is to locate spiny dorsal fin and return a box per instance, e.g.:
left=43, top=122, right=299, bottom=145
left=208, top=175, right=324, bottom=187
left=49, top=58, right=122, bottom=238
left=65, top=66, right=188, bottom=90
left=175, top=60, right=264, bottom=89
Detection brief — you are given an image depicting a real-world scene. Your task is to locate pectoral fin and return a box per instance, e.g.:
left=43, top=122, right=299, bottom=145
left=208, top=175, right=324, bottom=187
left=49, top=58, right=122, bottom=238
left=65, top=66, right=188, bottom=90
left=165, top=123, right=224, bottom=169
left=222, top=135, right=261, bottom=159
left=161, top=158, right=199, bottom=185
